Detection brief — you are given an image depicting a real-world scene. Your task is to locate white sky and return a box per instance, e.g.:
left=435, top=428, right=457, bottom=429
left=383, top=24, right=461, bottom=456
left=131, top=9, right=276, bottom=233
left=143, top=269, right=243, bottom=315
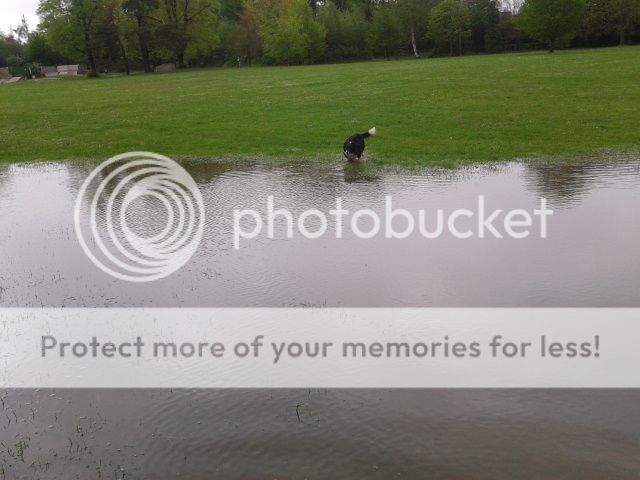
left=1, top=0, right=40, bottom=35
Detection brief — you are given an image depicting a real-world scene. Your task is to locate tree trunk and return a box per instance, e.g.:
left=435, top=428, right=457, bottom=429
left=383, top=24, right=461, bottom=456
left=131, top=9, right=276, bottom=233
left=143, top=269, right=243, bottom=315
left=177, top=50, right=186, bottom=68
left=619, top=29, right=625, bottom=46
left=84, top=28, right=98, bottom=75
left=410, top=27, right=419, bottom=58
left=179, top=0, right=190, bottom=68
left=458, top=32, right=462, bottom=56
left=118, top=38, right=130, bottom=75
left=135, top=14, right=152, bottom=73
left=141, top=42, right=152, bottom=72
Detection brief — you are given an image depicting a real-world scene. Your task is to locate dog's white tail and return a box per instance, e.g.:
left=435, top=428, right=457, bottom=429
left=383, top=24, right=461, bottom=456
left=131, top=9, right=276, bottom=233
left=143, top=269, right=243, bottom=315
left=368, top=127, right=377, bottom=136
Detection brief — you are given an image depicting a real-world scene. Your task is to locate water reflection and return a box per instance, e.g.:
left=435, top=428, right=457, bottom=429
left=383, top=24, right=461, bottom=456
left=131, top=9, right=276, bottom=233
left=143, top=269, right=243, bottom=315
left=523, top=155, right=640, bottom=207
left=343, top=163, right=382, bottom=184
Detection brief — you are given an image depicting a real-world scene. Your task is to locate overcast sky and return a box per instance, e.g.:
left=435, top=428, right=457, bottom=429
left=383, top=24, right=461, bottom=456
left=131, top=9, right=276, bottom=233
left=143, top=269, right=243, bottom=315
left=1, top=0, right=40, bottom=35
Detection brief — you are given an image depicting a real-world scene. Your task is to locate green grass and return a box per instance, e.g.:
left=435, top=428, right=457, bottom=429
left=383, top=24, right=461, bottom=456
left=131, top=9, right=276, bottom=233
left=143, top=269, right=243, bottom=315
left=1, top=46, right=639, bottom=166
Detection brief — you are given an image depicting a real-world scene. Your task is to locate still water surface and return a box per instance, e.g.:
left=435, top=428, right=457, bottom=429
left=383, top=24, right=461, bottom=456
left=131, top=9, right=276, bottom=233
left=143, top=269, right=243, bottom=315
left=0, top=158, right=639, bottom=478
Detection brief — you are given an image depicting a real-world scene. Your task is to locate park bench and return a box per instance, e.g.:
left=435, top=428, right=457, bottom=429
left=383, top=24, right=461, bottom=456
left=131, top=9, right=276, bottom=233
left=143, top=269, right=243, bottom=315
left=41, top=66, right=58, bottom=77
left=57, top=65, right=80, bottom=76
left=154, top=63, right=176, bottom=73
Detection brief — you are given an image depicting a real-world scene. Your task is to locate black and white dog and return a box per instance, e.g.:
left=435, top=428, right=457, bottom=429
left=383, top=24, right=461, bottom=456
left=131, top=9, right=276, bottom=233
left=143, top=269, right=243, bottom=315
left=343, top=127, right=376, bottom=162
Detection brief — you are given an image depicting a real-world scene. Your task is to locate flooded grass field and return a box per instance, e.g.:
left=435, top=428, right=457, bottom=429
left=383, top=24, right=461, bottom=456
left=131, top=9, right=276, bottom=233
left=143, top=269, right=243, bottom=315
left=1, top=157, right=639, bottom=307
left=1, top=157, right=639, bottom=478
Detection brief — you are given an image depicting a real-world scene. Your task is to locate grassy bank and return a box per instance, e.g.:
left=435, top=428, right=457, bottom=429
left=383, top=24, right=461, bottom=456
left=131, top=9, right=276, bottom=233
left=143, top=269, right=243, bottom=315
left=1, top=46, right=639, bottom=165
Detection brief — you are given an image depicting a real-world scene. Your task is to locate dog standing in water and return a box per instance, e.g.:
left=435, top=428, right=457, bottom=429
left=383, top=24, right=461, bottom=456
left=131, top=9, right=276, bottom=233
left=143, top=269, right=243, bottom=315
left=343, top=127, right=376, bottom=162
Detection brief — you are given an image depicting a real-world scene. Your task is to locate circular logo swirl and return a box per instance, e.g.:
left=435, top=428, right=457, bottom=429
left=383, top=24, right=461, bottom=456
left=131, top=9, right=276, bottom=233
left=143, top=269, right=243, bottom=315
left=74, top=152, right=204, bottom=282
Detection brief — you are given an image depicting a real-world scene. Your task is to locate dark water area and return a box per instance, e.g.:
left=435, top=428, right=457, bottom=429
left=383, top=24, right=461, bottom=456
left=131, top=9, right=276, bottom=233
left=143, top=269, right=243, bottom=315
left=1, top=157, right=639, bottom=478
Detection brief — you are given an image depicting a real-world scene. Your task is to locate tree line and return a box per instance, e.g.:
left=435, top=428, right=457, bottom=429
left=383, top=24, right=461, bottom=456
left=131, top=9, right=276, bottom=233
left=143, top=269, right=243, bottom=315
left=1, top=0, right=639, bottom=76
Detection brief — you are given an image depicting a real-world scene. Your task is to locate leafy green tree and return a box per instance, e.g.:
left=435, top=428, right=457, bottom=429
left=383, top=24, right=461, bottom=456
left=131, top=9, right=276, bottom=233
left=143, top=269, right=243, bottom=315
left=583, top=0, right=640, bottom=45
left=317, top=1, right=342, bottom=59
left=156, top=0, right=219, bottom=67
left=467, top=0, right=501, bottom=52
left=395, top=0, right=433, bottom=58
left=215, top=18, right=244, bottom=63
left=317, top=1, right=371, bottom=60
left=218, top=0, right=243, bottom=19
left=38, top=0, right=107, bottom=75
left=122, top=0, right=159, bottom=72
left=515, top=0, right=586, bottom=52
left=263, top=0, right=325, bottom=64
left=303, top=7, right=326, bottom=61
left=0, top=33, right=25, bottom=67
left=26, top=31, right=65, bottom=64
left=341, top=4, right=372, bottom=58
left=429, top=0, right=471, bottom=56
left=238, top=0, right=279, bottom=63
left=263, top=13, right=306, bottom=63
left=96, top=0, right=136, bottom=73
left=183, top=14, right=221, bottom=64
left=371, top=7, right=403, bottom=59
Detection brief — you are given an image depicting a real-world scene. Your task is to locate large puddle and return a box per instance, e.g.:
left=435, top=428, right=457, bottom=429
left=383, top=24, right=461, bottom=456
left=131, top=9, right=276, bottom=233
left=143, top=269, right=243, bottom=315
left=1, top=158, right=639, bottom=478
left=0, top=158, right=639, bottom=307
